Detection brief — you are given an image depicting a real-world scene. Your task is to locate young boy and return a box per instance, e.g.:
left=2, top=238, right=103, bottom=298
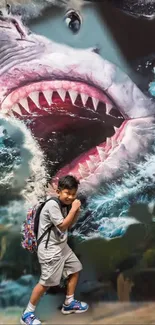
left=21, top=175, right=88, bottom=325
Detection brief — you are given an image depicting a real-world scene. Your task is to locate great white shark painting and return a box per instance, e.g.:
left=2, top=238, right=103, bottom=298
left=1, top=0, right=155, bottom=319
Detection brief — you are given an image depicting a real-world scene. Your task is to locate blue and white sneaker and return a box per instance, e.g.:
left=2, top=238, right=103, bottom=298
left=20, top=312, right=41, bottom=325
left=61, top=299, right=89, bottom=314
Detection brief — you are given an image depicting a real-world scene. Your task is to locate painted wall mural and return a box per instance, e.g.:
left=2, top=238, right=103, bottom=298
left=1, top=0, right=155, bottom=319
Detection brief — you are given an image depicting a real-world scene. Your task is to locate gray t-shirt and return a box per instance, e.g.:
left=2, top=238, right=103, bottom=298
left=37, top=200, right=68, bottom=263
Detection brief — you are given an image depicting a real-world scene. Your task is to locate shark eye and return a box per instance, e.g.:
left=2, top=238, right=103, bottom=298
left=6, top=4, right=11, bottom=15
left=64, top=10, right=82, bottom=34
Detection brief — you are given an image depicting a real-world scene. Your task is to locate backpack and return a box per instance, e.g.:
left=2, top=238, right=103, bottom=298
left=21, top=197, right=65, bottom=254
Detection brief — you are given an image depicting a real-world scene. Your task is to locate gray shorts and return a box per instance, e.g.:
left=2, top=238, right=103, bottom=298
left=39, top=245, right=82, bottom=287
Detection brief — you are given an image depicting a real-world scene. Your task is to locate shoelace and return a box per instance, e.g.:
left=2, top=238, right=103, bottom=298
left=64, top=300, right=83, bottom=308
left=73, top=300, right=82, bottom=307
left=30, top=315, right=36, bottom=320
left=25, top=314, right=37, bottom=323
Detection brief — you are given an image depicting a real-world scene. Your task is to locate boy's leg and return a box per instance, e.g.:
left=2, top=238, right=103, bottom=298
left=20, top=283, right=48, bottom=325
left=65, top=272, right=79, bottom=305
left=21, top=259, right=64, bottom=325
left=66, top=272, right=79, bottom=296
left=25, top=283, right=48, bottom=312
left=61, top=246, right=89, bottom=314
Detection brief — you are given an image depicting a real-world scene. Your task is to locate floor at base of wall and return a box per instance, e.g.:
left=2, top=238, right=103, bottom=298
left=1, top=302, right=155, bottom=324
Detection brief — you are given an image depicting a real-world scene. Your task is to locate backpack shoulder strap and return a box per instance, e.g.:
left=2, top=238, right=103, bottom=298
left=44, top=196, right=71, bottom=213
left=37, top=225, right=52, bottom=247
left=36, top=197, right=62, bottom=248
left=48, top=197, right=62, bottom=211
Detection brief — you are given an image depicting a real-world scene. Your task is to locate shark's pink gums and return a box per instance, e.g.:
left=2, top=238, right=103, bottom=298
left=0, top=12, right=155, bottom=193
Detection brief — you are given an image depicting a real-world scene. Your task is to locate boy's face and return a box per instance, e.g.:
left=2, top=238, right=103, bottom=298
left=57, top=188, right=77, bottom=205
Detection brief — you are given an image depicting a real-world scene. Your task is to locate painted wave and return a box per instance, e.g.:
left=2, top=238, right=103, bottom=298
left=0, top=115, right=155, bottom=242
left=72, top=142, right=155, bottom=241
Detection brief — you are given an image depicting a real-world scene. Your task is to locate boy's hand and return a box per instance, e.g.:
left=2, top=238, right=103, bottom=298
left=72, top=199, right=81, bottom=212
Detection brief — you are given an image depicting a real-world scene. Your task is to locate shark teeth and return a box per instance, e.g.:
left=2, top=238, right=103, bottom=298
left=78, top=169, right=88, bottom=178
left=81, top=93, right=89, bottom=106
left=29, top=91, right=40, bottom=108
left=92, top=97, right=99, bottom=111
left=79, top=163, right=87, bottom=171
left=19, top=98, right=30, bottom=113
left=89, top=155, right=98, bottom=163
left=106, top=137, right=111, bottom=147
left=96, top=146, right=106, bottom=161
left=112, top=138, right=117, bottom=148
left=9, top=88, right=116, bottom=118
left=43, top=90, right=53, bottom=106
left=57, top=89, right=66, bottom=101
left=78, top=135, right=121, bottom=178
left=106, top=103, right=113, bottom=115
left=68, top=90, right=78, bottom=105
left=78, top=163, right=89, bottom=178
left=86, top=160, right=95, bottom=172
left=114, top=126, right=119, bottom=133
left=12, top=103, right=22, bottom=115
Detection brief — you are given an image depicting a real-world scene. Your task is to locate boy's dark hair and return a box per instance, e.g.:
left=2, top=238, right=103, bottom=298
left=58, top=175, right=80, bottom=191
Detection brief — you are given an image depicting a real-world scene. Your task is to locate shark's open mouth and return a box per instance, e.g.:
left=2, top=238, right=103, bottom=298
left=0, top=9, right=153, bottom=192
left=2, top=79, right=127, bottom=184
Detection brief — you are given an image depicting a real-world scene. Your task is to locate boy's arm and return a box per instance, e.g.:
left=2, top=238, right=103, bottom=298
left=58, top=200, right=81, bottom=232
left=69, top=209, right=80, bottom=228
